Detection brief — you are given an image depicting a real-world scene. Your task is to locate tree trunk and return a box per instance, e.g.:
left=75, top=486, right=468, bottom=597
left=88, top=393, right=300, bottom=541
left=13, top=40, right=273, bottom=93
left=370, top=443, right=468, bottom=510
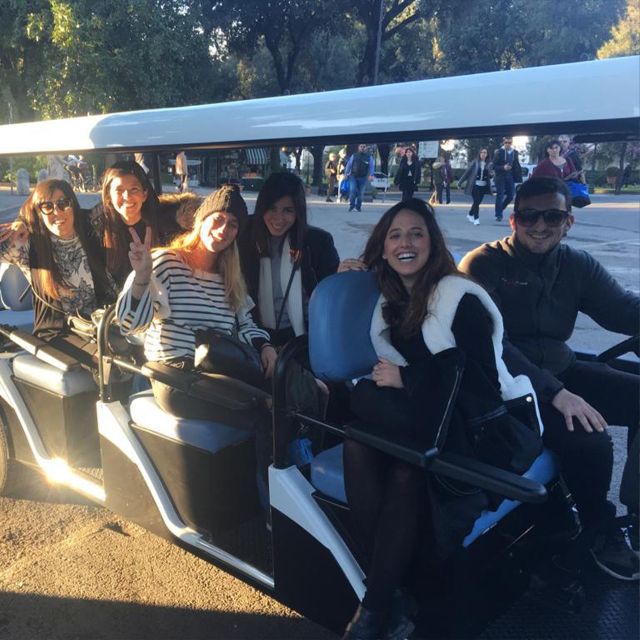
left=619, top=142, right=628, bottom=170
left=378, top=143, right=390, bottom=174
left=311, top=145, right=324, bottom=186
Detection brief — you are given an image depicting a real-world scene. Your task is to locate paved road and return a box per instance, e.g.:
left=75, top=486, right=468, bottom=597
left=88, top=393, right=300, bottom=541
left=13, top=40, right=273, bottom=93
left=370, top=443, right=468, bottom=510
left=0, top=186, right=637, bottom=640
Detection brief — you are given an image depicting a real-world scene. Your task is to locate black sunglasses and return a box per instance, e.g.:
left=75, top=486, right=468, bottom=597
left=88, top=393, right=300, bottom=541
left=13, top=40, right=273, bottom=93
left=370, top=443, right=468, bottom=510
left=514, top=208, right=569, bottom=227
left=38, top=198, right=73, bottom=215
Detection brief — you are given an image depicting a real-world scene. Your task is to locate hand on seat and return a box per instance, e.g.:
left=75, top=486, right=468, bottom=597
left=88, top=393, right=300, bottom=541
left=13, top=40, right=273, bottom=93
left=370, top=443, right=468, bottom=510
left=551, top=388, right=607, bottom=433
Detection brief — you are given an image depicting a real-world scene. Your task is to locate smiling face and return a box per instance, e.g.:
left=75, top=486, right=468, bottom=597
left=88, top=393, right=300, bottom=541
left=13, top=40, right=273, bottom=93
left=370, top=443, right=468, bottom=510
left=511, top=191, right=573, bottom=254
left=199, top=210, right=239, bottom=254
left=37, top=188, right=76, bottom=239
left=263, top=195, right=297, bottom=238
left=382, top=209, right=431, bottom=290
left=108, top=174, right=148, bottom=224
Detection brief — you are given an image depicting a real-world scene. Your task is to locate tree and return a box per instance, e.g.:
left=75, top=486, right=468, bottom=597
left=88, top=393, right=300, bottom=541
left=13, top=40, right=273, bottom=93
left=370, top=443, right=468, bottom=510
left=597, top=0, right=640, bottom=58
left=195, top=0, right=333, bottom=95
left=1, top=0, right=224, bottom=122
left=348, top=0, right=452, bottom=86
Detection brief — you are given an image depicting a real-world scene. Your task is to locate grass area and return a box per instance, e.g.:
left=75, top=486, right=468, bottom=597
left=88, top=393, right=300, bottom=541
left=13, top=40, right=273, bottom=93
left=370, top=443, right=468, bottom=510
left=593, top=185, right=640, bottom=195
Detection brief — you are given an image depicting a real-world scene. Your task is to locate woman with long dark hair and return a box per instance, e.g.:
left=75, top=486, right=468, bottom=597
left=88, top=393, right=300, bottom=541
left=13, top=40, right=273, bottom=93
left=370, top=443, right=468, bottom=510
left=0, top=179, right=116, bottom=365
left=238, top=172, right=339, bottom=347
left=341, top=198, right=541, bottom=639
left=91, top=160, right=186, bottom=286
left=458, top=148, right=491, bottom=225
left=394, top=147, right=421, bottom=201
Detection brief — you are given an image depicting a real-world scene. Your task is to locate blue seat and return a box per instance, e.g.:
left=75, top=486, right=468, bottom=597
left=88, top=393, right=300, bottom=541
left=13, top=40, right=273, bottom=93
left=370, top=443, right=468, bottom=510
left=307, top=271, right=558, bottom=546
left=311, top=444, right=558, bottom=547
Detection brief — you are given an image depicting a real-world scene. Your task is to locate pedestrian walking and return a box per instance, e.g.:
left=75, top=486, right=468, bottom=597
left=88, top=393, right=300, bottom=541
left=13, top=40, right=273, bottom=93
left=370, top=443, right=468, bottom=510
left=175, top=151, right=188, bottom=193
left=345, top=144, right=374, bottom=212
left=325, top=153, right=338, bottom=202
left=458, top=148, right=492, bottom=225
left=394, top=147, right=421, bottom=201
left=492, top=137, right=522, bottom=221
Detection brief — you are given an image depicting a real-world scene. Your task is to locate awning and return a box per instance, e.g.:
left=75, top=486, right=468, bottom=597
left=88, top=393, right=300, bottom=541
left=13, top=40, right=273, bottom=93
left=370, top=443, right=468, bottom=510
left=243, top=147, right=270, bottom=165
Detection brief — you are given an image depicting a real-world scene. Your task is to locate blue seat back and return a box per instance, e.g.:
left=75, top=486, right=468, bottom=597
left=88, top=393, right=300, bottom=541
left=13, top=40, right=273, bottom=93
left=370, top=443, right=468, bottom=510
left=308, top=271, right=379, bottom=382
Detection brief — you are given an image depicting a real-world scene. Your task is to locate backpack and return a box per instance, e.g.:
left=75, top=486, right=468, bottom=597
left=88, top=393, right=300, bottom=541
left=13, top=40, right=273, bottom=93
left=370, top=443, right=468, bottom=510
left=351, top=153, right=370, bottom=178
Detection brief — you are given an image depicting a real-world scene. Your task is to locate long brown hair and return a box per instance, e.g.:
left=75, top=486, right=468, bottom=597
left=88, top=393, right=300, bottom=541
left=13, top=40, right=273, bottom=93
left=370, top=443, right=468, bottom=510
left=251, top=172, right=308, bottom=263
left=161, top=199, right=247, bottom=313
left=363, top=198, right=458, bottom=335
left=101, top=161, right=160, bottom=275
left=22, top=179, right=109, bottom=300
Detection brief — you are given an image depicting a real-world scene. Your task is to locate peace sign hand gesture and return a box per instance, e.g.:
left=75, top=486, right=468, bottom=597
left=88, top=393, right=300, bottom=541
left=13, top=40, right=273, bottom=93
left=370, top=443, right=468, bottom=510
left=128, top=226, right=152, bottom=287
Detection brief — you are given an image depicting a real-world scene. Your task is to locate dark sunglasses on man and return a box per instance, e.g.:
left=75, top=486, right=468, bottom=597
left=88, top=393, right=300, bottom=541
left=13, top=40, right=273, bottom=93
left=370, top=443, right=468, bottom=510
left=38, top=198, right=73, bottom=215
left=514, top=208, right=569, bottom=227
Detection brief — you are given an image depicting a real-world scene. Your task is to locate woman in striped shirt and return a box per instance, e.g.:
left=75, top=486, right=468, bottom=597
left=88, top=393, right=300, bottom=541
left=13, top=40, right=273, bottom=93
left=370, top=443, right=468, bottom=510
left=116, top=184, right=277, bottom=421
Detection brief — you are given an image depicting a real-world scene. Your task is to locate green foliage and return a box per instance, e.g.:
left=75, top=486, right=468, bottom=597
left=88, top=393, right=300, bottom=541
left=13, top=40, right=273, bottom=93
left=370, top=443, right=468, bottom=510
left=598, top=0, right=640, bottom=58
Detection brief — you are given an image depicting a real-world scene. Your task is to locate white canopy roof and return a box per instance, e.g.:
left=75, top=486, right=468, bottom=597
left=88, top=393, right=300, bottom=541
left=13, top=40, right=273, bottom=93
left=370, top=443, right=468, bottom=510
left=0, top=56, right=637, bottom=156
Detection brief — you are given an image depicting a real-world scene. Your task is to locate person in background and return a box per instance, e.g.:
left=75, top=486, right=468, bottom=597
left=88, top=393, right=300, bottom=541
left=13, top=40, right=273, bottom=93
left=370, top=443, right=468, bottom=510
left=532, top=140, right=579, bottom=183
left=238, top=172, right=339, bottom=347
left=492, top=137, right=522, bottom=222
left=559, top=135, right=585, bottom=182
left=325, top=152, right=338, bottom=202
left=615, top=164, right=633, bottom=195
left=460, top=176, right=639, bottom=582
left=431, top=155, right=452, bottom=205
left=394, top=147, right=421, bottom=201
left=345, top=144, right=375, bottom=212
left=134, top=153, right=150, bottom=175
left=337, top=148, right=348, bottom=203
left=175, top=151, right=189, bottom=193
left=458, top=148, right=491, bottom=225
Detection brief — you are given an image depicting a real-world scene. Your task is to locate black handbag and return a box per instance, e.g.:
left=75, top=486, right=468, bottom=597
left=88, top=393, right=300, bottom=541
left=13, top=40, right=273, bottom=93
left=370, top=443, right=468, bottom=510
left=194, top=328, right=265, bottom=389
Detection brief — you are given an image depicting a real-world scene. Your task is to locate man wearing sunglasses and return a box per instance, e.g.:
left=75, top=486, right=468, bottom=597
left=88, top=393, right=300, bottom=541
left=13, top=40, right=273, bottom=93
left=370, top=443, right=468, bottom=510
left=460, top=177, right=639, bottom=582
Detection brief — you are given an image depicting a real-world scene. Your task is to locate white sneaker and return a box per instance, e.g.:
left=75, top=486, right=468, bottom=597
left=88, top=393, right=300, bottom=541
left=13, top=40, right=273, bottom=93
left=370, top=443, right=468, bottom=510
left=473, top=219, right=480, bottom=225
left=466, top=214, right=474, bottom=223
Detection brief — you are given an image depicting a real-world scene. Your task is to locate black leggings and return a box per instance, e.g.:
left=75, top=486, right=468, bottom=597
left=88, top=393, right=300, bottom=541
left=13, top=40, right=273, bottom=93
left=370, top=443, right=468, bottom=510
left=468, top=185, right=487, bottom=219
left=344, top=439, right=425, bottom=612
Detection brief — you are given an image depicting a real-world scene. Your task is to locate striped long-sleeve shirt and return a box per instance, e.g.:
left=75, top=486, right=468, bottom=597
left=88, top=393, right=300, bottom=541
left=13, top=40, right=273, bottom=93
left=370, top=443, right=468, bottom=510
left=116, top=249, right=269, bottom=363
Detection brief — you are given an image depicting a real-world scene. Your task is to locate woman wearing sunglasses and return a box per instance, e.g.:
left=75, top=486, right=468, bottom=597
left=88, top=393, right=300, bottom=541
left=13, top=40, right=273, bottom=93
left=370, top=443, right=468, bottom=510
left=0, top=179, right=116, bottom=364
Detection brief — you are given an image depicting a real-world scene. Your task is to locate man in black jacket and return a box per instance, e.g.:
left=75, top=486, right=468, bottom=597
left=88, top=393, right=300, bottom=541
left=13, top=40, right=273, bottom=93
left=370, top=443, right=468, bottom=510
left=460, top=177, right=639, bottom=581
left=492, top=137, right=522, bottom=222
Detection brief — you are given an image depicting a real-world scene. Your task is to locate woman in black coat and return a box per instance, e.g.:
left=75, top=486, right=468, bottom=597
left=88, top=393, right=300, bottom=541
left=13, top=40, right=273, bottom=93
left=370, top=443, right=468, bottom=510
left=394, top=147, right=421, bottom=201
left=238, top=172, right=340, bottom=347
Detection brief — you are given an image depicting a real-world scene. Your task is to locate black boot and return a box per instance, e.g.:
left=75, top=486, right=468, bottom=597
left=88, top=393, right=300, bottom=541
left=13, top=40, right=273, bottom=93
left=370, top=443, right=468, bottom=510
left=385, top=590, right=415, bottom=640
left=343, top=604, right=388, bottom=640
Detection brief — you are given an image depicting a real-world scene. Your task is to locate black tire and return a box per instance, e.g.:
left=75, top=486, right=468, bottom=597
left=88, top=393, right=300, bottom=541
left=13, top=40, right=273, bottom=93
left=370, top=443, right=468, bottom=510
left=0, top=419, right=33, bottom=497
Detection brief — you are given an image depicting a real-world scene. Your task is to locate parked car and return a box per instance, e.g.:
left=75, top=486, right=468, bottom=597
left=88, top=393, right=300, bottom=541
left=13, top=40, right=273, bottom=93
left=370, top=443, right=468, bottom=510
left=371, top=172, right=389, bottom=190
